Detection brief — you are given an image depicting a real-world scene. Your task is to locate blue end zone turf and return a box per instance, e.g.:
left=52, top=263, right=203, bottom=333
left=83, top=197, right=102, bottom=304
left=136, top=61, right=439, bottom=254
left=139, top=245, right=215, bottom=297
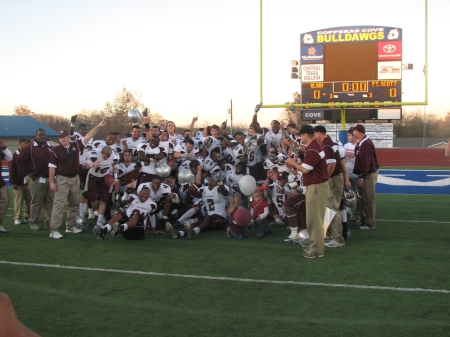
left=376, top=169, right=450, bottom=195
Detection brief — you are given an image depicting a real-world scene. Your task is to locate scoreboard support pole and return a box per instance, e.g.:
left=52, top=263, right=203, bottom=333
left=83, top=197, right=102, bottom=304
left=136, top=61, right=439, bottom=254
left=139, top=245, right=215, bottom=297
left=339, top=107, right=347, bottom=145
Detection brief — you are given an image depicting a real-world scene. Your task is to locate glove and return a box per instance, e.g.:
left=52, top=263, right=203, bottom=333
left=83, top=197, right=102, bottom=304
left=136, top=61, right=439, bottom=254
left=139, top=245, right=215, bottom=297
left=254, top=104, right=261, bottom=114
left=288, top=181, right=298, bottom=189
left=70, top=115, right=77, bottom=126
left=212, top=170, right=226, bottom=183
left=282, top=130, right=290, bottom=140
left=112, top=199, right=123, bottom=210
left=142, top=108, right=148, bottom=117
left=186, top=153, right=196, bottom=161
left=221, top=120, right=227, bottom=130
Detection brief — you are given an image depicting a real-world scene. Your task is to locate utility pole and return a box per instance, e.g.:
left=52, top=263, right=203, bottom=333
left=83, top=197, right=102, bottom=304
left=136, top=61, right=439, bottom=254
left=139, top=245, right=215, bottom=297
left=229, top=99, right=233, bottom=135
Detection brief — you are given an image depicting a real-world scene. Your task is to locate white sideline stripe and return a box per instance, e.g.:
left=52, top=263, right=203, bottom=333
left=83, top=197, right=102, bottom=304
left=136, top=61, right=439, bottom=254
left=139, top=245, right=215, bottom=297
left=1, top=260, right=449, bottom=294
left=377, top=219, right=450, bottom=224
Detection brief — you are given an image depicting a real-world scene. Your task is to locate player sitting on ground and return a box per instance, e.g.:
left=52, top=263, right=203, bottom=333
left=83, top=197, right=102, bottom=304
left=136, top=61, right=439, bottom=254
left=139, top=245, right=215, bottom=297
left=93, top=185, right=164, bottom=241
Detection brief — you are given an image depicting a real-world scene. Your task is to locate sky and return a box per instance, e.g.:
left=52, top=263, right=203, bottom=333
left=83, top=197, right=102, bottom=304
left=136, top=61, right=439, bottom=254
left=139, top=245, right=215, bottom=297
left=0, top=0, right=448, bottom=129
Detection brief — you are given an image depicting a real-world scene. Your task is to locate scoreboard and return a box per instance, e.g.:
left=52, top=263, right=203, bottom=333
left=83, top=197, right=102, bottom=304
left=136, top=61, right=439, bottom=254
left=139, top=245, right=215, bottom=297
left=299, top=26, right=402, bottom=119
left=302, top=80, right=401, bottom=106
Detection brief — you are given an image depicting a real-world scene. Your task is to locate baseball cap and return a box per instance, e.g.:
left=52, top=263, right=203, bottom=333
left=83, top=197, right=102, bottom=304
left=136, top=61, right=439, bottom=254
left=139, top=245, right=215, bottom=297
left=277, top=172, right=288, bottom=180
left=286, top=123, right=296, bottom=128
left=59, top=130, right=69, bottom=138
left=348, top=127, right=356, bottom=133
left=354, top=124, right=366, bottom=133
left=271, top=120, right=280, bottom=125
left=313, top=125, right=327, bottom=134
left=298, top=124, right=314, bottom=135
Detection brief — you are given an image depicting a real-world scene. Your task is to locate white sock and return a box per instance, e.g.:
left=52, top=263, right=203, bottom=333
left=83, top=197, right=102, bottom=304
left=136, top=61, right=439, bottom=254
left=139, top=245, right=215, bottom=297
left=341, top=209, right=347, bottom=222
left=123, top=224, right=128, bottom=231
left=290, top=227, right=298, bottom=234
left=79, top=203, right=87, bottom=217
left=163, top=216, right=168, bottom=220
left=276, top=217, right=283, bottom=223
left=88, top=208, right=94, bottom=216
left=193, top=227, right=201, bottom=235
left=179, top=231, right=185, bottom=237
left=172, top=209, right=179, bottom=214
left=178, top=208, right=195, bottom=222
left=98, top=215, right=105, bottom=223
left=105, top=224, right=111, bottom=232
left=178, top=208, right=196, bottom=222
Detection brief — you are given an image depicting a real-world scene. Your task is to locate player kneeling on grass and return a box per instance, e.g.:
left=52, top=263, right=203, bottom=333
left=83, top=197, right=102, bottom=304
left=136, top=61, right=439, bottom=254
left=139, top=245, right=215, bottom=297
left=93, top=186, right=165, bottom=241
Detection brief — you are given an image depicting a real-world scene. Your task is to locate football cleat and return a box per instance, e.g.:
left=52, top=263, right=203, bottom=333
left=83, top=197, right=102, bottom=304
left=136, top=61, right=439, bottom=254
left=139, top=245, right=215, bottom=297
left=93, top=224, right=107, bottom=241
left=110, top=222, right=124, bottom=237
left=165, top=222, right=179, bottom=239
left=183, top=221, right=195, bottom=240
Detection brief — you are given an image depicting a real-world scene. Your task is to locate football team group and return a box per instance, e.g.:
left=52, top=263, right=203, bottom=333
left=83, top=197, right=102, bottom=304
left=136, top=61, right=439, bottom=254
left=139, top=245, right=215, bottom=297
left=0, top=110, right=379, bottom=259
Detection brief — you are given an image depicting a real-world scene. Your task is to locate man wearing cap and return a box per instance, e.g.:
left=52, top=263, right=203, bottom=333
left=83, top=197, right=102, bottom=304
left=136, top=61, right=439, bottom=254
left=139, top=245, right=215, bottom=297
left=352, top=124, right=379, bottom=230
left=314, top=125, right=345, bottom=247
left=17, top=128, right=55, bottom=231
left=48, top=116, right=106, bottom=239
left=285, top=124, right=329, bottom=259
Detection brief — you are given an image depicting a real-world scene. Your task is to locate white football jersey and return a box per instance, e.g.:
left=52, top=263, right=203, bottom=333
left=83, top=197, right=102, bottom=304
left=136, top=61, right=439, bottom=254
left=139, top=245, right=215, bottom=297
left=202, top=185, right=229, bottom=217
left=125, top=137, right=147, bottom=157
left=126, top=194, right=157, bottom=228
left=268, top=182, right=291, bottom=218
left=87, top=148, right=120, bottom=178
left=137, top=143, right=167, bottom=175
left=263, top=128, right=283, bottom=148
left=138, top=182, right=171, bottom=203
left=224, top=163, right=243, bottom=187
left=202, top=136, right=222, bottom=155
left=222, top=146, right=239, bottom=166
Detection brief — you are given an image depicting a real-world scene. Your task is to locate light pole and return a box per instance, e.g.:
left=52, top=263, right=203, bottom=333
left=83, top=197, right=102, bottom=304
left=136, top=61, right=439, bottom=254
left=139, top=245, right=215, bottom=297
left=228, top=99, right=233, bottom=135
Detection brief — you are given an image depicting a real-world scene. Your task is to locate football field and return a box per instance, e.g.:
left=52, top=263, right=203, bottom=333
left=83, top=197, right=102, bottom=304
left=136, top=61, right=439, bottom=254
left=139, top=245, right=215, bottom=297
left=0, top=190, right=449, bottom=336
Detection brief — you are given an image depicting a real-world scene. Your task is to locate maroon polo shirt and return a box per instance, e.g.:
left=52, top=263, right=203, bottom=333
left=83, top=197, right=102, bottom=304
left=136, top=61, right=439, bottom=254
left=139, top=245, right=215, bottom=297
left=49, top=139, right=84, bottom=177
left=354, top=136, right=379, bottom=178
left=321, top=135, right=341, bottom=177
left=301, top=139, right=328, bottom=186
left=17, top=140, right=54, bottom=178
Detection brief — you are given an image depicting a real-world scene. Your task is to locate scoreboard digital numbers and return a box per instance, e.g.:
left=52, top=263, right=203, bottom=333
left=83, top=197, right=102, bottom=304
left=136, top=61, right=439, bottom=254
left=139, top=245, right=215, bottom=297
left=299, top=26, right=402, bottom=119
left=302, top=80, right=401, bottom=106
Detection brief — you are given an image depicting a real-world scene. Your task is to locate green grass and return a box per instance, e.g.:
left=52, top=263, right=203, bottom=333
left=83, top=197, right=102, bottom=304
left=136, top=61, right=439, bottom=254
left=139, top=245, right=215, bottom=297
left=1, top=189, right=450, bottom=337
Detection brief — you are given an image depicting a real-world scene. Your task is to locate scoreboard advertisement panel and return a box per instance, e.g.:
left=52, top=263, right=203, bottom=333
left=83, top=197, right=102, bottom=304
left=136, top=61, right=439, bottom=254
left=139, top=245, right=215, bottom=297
left=299, top=26, right=402, bottom=119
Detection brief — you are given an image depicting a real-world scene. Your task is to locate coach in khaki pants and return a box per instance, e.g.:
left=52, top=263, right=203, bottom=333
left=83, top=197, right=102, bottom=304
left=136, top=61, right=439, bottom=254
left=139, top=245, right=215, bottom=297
left=48, top=116, right=105, bottom=239
left=285, top=125, right=329, bottom=259
left=9, top=138, right=32, bottom=225
left=352, top=124, right=380, bottom=230
left=16, top=129, right=55, bottom=231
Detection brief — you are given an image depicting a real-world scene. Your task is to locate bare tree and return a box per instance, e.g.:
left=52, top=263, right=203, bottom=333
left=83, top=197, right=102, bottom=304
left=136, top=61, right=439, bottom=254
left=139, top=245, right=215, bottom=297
left=13, top=105, right=35, bottom=116
left=278, top=92, right=302, bottom=127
